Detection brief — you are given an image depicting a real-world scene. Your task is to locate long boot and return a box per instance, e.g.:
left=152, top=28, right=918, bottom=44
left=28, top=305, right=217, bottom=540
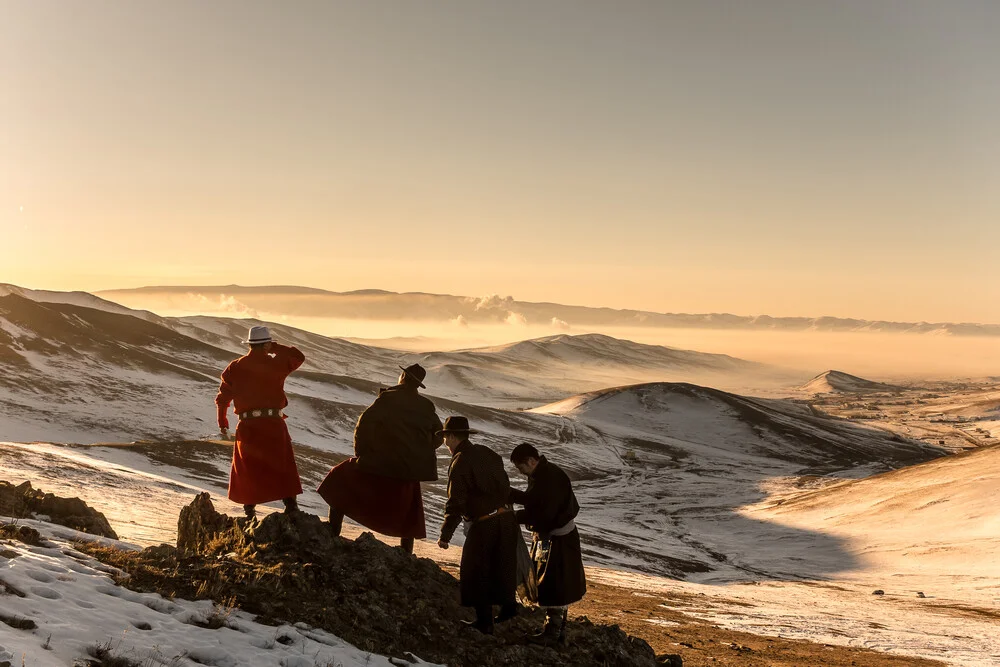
left=529, top=607, right=565, bottom=645
left=328, top=509, right=344, bottom=537
left=400, top=537, right=414, bottom=554
left=556, top=607, right=568, bottom=645
left=461, top=605, right=494, bottom=635
left=282, top=496, right=300, bottom=514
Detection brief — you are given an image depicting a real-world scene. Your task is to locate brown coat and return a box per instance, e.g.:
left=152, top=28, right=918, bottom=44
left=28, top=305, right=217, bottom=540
left=441, top=439, right=518, bottom=608
left=354, top=384, right=444, bottom=481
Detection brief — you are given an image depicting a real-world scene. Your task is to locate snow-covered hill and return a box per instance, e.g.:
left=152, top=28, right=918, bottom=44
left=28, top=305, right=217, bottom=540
left=802, top=370, right=903, bottom=394
left=405, top=333, right=799, bottom=407
left=747, top=444, right=1000, bottom=590
left=1, top=286, right=803, bottom=415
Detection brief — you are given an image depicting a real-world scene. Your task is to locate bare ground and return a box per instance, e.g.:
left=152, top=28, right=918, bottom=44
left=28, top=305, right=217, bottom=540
left=571, top=579, right=944, bottom=667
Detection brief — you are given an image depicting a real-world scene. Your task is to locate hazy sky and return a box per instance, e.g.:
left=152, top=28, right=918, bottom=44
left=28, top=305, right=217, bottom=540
left=2, top=1, right=998, bottom=322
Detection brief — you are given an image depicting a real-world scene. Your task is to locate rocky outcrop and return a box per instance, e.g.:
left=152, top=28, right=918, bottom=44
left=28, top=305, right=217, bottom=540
left=0, top=480, right=117, bottom=539
left=176, top=491, right=238, bottom=554
left=110, top=494, right=658, bottom=667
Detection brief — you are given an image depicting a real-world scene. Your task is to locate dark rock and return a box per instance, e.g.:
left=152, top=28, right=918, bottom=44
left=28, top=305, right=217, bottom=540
left=0, top=523, right=42, bottom=546
left=176, top=492, right=238, bottom=554
left=0, top=480, right=117, bottom=539
left=872, top=589, right=885, bottom=596
left=916, top=591, right=926, bottom=598
left=0, top=611, right=37, bottom=630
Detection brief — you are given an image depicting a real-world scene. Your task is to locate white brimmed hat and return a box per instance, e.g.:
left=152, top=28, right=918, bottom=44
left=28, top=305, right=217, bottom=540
left=243, top=325, right=272, bottom=345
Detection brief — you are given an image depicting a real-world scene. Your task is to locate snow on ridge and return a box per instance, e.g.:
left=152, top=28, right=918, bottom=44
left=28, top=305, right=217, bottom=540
left=0, top=283, right=155, bottom=320
left=802, top=370, right=902, bottom=394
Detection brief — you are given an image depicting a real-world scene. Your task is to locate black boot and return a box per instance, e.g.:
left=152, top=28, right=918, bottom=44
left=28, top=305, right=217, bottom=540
left=328, top=509, right=344, bottom=537
left=529, top=608, right=565, bottom=645
left=495, top=601, right=519, bottom=623
left=460, top=605, right=494, bottom=635
left=282, top=497, right=300, bottom=514
left=400, top=537, right=414, bottom=554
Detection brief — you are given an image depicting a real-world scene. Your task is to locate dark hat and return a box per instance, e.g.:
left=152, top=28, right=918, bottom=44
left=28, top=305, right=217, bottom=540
left=511, top=443, right=540, bottom=464
left=437, top=416, right=479, bottom=435
left=399, top=363, right=427, bottom=388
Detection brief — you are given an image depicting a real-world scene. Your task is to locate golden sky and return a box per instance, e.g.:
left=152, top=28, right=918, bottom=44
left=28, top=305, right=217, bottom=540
left=2, top=1, right=998, bottom=322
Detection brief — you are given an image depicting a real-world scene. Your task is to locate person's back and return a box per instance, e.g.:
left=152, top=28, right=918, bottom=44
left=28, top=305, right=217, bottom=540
left=318, top=363, right=442, bottom=553
left=517, top=456, right=579, bottom=535
left=354, top=383, right=442, bottom=481
left=438, top=418, right=520, bottom=635
left=447, top=441, right=510, bottom=520
left=220, top=344, right=303, bottom=415
left=215, top=327, right=305, bottom=518
left=509, top=444, right=588, bottom=645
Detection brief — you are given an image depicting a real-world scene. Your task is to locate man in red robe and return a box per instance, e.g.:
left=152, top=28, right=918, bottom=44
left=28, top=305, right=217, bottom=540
left=215, top=325, right=305, bottom=519
left=318, top=363, right=443, bottom=553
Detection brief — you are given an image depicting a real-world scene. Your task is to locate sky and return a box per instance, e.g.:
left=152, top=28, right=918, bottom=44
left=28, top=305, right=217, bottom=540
left=2, top=1, right=998, bottom=323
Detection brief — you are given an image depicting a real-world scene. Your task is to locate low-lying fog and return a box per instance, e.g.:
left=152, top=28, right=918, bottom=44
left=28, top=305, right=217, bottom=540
left=116, top=299, right=1000, bottom=381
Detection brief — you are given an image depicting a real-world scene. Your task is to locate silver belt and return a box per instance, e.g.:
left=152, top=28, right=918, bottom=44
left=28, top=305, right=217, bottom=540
left=238, top=408, right=284, bottom=420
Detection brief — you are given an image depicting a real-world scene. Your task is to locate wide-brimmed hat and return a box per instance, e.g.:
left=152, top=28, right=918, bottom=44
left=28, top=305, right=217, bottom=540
left=243, top=325, right=272, bottom=345
left=437, top=416, right=479, bottom=435
left=399, top=363, right=427, bottom=388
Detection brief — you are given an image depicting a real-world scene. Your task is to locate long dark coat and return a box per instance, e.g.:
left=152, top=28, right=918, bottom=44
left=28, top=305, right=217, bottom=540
left=440, top=440, right=518, bottom=608
left=353, top=384, right=443, bottom=481
left=509, top=456, right=587, bottom=607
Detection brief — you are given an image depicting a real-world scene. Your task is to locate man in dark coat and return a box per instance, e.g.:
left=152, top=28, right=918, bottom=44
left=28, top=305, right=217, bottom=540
left=318, top=363, right=443, bottom=553
left=510, top=443, right=587, bottom=645
left=438, top=416, right=519, bottom=635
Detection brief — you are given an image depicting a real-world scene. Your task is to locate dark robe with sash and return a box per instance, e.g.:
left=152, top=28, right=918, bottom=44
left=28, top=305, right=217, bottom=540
left=509, top=456, right=587, bottom=607
left=440, top=440, right=518, bottom=608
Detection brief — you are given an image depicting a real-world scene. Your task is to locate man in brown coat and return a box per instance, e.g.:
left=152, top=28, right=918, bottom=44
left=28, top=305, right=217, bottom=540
left=438, top=416, right=519, bottom=635
left=318, top=363, right=442, bottom=553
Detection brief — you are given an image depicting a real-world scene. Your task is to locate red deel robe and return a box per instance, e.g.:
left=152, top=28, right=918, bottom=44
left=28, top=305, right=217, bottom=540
left=215, top=343, right=305, bottom=505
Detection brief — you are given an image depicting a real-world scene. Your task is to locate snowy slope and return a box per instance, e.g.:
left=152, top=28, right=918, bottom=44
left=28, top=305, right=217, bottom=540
left=0, top=519, right=435, bottom=666
left=746, top=444, right=1000, bottom=590
left=404, top=333, right=802, bottom=406
left=0, top=284, right=153, bottom=319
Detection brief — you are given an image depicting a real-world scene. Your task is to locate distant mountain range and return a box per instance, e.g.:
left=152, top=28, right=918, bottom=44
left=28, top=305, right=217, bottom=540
left=97, top=284, right=1000, bottom=336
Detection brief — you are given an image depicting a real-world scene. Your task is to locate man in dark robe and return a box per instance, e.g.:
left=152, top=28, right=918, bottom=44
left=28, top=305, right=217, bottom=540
left=438, top=416, right=519, bottom=635
left=215, top=325, right=305, bottom=519
left=510, top=443, right=587, bottom=645
left=318, top=363, right=442, bottom=553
